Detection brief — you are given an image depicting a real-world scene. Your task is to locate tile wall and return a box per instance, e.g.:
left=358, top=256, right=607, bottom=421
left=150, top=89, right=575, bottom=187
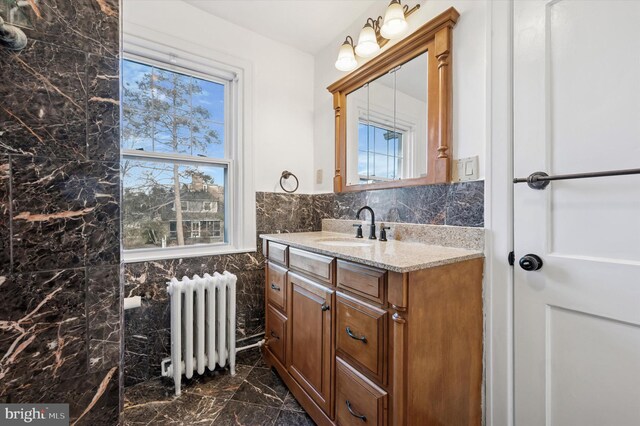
left=0, top=0, right=120, bottom=424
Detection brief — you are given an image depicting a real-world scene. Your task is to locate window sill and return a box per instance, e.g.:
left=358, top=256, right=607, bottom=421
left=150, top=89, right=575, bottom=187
left=122, top=244, right=257, bottom=263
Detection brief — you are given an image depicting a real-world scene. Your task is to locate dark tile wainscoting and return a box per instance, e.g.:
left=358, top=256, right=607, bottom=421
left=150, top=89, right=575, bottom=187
left=0, top=0, right=120, bottom=424
left=331, top=180, right=484, bottom=227
left=123, top=181, right=483, bottom=387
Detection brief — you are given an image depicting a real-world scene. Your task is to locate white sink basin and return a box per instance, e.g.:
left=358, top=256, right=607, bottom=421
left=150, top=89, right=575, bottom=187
left=316, top=238, right=373, bottom=248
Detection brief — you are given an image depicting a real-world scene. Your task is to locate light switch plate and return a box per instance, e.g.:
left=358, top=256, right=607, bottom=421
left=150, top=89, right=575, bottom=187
left=453, top=156, right=479, bottom=182
left=316, top=169, right=323, bottom=184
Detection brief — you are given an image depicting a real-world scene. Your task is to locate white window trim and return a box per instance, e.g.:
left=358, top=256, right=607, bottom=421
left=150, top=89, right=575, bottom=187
left=122, top=31, right=255, bottom=263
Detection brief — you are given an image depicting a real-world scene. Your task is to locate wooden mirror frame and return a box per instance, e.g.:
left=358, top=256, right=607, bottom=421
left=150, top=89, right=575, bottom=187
left=327, top=7, right=459, bottom=193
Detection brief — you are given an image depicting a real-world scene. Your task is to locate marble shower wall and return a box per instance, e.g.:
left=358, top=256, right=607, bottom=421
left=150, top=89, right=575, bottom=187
left=0, top=1, right=120, bottom=425
left=123, top=192, right=332, bottom=386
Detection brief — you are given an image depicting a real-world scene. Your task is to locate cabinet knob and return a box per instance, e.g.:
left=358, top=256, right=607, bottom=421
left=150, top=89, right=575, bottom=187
left=321, top=303, right=330, bottom=311
left=346, top=400, right=367, bottom=422
left=346, top=327, right=367, bottom=343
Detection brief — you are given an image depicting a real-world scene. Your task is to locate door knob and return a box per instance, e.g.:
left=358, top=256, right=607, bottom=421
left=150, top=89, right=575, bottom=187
left=519, top=254, right=543, bottom=271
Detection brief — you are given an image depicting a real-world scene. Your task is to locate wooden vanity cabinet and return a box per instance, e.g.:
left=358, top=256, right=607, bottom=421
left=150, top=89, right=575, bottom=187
left=287, top=271, right=335, bottom=415
left=336, top=292, right=387, bottom=385
left=262, top=240, right=483, bottom=426
left=266, top=262, right=287, bottom=313
left=336, top=357, right=388, bottom=426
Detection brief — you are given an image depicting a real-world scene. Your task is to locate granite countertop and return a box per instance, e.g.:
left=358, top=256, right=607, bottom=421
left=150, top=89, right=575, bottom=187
left=260, top=231, right=483, bottom=273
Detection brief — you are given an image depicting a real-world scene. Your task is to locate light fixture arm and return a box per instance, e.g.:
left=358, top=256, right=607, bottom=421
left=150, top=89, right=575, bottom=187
left=403, top=4, right=421, bottom=17
left=366, top=16, right=383, bottom=32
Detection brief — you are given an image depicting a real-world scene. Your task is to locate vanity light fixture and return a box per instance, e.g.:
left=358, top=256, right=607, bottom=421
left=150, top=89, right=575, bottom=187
left=334, top=0, right=420, bottom=72
left=355, top=18, right=381, bottom=58
left=334, top=36, right=358, bottom=72
left=381, top=0, right=414, bottom=39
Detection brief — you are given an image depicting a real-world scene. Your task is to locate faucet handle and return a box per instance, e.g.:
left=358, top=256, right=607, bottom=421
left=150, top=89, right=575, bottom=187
left=352, top=224, right=363, bottom=239
left=379, top=224, right=391, bottom=242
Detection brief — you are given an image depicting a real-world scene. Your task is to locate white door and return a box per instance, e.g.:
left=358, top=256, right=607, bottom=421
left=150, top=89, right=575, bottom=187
left=513, top=1, right=640, bottom=425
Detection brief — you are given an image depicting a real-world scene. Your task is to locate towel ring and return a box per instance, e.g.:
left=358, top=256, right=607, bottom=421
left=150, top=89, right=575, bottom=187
left=280, top=170, right=299, bottom=193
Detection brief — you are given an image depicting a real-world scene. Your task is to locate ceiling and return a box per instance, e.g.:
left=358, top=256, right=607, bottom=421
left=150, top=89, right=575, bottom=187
left=184, top=0, right=379, bottom=54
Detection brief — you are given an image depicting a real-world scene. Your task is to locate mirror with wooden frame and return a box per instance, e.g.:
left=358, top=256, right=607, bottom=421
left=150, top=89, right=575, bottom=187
left=327, top=8, right=459, bottom=193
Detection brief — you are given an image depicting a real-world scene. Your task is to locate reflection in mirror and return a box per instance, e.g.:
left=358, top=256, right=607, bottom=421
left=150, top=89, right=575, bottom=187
left=346, top=51, right=428, bottom=186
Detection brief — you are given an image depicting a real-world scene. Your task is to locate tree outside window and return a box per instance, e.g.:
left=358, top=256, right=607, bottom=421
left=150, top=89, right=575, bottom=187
left=122, top=59, right=227, bottom=250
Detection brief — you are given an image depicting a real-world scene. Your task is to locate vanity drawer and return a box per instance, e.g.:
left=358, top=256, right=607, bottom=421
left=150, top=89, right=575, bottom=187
left=267, top=241, right=289, bottom=266
left=289, top=247, right=335, bottom=284
left=336, top=292, right=387, bottom=385
left=337, top=260, right=386, bottom=305
left=266, top=262, right=287, bottom=312
left=336, top=357, right=388, bottom=426
left=266, top=304, right=287, bottom=366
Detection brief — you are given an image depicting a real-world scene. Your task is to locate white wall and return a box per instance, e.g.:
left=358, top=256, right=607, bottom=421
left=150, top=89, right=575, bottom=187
left=123, top=0, right=316, bottom=193
left=313, top=0, right=487, bottom=192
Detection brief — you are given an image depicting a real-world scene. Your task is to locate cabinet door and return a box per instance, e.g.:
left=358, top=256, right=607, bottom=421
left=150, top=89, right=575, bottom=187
left=266, top=261, right=287, bottom=313
left=287, top=271, right=334, bottom=416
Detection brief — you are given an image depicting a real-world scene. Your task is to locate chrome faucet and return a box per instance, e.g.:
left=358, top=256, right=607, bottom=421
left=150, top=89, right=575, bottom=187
left=356, top=206, right=376, bottom=240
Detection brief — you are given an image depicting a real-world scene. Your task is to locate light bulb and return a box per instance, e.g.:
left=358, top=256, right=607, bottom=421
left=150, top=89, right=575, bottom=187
left=381, top=1, right=408, bottom=39
left=355, top=23, right=380, bottom=58
left=335, top=39, right=357, bottom=72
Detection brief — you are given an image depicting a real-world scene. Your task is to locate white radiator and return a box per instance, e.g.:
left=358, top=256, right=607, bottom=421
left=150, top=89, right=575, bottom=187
left=161, top=271, right=237, bottom=396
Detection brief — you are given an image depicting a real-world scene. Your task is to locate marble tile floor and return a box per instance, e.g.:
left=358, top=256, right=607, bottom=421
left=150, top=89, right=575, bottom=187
left=123, top=347, right=315, bottom=425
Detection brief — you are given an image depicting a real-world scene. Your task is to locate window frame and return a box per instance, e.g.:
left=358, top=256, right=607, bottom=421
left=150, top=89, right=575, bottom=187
left=191, top=221, right=201, bottom=238
left=357, top=120, right=407, bottom=182
left=122, top=35, right=255, bottom=262
left=355, top=104, right=416, bottom=183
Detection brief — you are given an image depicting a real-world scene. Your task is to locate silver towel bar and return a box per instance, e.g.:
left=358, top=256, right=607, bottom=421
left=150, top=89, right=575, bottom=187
left=514, top=168, right=640, bottom=190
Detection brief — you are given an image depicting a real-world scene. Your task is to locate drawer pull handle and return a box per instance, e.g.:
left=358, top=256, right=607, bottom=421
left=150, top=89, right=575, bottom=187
left=346, top=327, right=367, bottom=343
left=321, top=303, right=331, bottom=312
left=271, top=283, right=281, bottom=291
left=346, top=400, right=367, bottom=422
left=270, top=331, right=280, bottom=340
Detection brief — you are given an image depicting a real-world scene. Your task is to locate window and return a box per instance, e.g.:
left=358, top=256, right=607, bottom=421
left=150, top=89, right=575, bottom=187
left=357, top=121, right=405, bottom=183
left=121, top=41, right=255, bottom=262
left=191, top=221, right=201, bottom=238
left=202, top=220, right=222, bottom=238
